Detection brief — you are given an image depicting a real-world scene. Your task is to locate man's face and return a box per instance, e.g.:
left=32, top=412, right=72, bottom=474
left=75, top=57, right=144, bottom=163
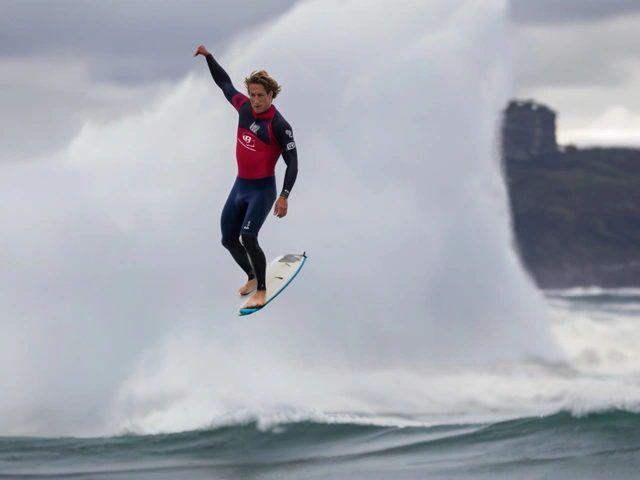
left=249, top=84, right=273, bottom=114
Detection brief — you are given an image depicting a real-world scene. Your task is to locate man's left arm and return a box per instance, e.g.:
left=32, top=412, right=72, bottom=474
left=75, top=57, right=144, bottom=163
left=273, top=118, right=299, bottom=218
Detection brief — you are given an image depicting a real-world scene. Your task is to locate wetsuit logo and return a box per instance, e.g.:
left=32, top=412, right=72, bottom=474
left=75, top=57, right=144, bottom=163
left=240, top=133, right=256, bottom=151
left=286, top=141, right=296, bottom=151
left=285, top=129, right=293, bottom=138
left=243, top=220, right=251, bottom=230
left=250, top=122, right=260, bottom=133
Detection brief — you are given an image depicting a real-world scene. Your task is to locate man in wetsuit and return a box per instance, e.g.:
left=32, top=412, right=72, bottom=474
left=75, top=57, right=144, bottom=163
left=194, top=45, right=298, bottom=310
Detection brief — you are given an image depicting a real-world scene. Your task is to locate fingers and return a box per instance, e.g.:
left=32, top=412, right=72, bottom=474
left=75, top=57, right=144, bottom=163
left=274, top=207, right=287, bottom=218
left=273, top=199, right=288, bottom=218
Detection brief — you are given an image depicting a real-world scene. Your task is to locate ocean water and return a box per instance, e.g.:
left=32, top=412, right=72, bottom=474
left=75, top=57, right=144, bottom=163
left=2, top=290, right=640, bottom=479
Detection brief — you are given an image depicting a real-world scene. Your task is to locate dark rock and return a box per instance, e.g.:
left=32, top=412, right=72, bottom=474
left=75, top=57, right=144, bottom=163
left=502, top=100, right=640, bottom=288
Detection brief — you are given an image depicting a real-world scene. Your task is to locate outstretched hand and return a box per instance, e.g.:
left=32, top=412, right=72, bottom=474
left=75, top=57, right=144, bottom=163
left=194, top=45, right=210, bottom=57
left=274, top=196, right=288, bottom=218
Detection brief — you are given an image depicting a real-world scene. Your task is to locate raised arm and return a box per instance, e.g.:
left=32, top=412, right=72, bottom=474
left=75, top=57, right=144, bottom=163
left=194, top=45, right=246, bottom=109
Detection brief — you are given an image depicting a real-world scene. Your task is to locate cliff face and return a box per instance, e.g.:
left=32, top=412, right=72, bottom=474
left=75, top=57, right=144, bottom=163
left=502, top=100, right=558, bottom=159
left=502, top=101, right=640, bottom=288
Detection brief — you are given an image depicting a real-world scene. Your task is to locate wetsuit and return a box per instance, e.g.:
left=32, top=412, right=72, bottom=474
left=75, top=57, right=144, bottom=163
left=205, top=54, right=298, bottom=292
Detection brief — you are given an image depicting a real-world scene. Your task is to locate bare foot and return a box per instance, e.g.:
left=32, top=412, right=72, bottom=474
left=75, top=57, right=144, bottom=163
left=242, top=289, right=267, bottom=310
left=238, top=278, right=257, bottom=296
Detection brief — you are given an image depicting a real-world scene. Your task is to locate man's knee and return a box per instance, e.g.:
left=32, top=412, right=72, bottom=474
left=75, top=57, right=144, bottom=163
left=240, top=233, right=259, bottom=249
left=221, top=234, right=240, bottom=250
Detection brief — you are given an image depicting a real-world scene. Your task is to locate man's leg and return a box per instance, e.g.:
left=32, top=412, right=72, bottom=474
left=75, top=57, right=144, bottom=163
left=220, top=180, right=255, bottom=293
left=240, top=233, right=267, bottom=290
left=239, top=180, right=277, bottom=309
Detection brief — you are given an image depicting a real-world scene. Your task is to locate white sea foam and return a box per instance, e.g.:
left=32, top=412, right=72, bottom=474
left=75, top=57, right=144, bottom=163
left=0, top=0, right=586, bottom=438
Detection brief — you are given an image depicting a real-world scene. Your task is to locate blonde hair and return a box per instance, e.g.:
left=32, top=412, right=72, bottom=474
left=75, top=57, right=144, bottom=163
left=244, top=70, right=282, bottom=99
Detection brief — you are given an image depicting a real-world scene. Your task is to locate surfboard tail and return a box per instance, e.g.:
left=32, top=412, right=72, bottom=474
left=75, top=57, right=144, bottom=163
left=237, top=252, right=307, bottom=316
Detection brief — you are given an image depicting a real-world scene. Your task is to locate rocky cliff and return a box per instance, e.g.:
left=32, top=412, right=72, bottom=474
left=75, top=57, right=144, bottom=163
left=502, top=100, right=640, bottom=288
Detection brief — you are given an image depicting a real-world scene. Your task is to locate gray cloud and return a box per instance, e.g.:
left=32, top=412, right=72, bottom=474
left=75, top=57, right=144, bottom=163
left=509, top=0, right=640, bottom=25
left=510, top=7, right=640, bottom=147
left=513, top=12, right=640, bottom=90
left=0, top=56, right=177, bottom=161
left=0, top=0, right=297, bottom=161
left=0, top=0, right=297, bottom=84
left=505, top=0, right=640, bottom=148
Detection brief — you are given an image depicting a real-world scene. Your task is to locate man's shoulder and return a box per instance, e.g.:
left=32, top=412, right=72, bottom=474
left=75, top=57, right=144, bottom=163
left=232, top=93, right=250, bottom=111
left=270, top=109, right=296, bottom=151
left=272, top=109, right=293, bottom=131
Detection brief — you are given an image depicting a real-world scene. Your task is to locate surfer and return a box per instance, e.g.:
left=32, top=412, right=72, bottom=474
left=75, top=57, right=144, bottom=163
left=194, top=45, right=299, bottom=310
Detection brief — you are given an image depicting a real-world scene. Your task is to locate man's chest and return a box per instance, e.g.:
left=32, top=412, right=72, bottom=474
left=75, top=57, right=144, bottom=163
left=238, top=109, right=272, bottom=145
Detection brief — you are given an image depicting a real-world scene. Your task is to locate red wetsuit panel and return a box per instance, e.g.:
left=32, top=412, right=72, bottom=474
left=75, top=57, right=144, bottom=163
left=205, top=54, right=298, bottom=194
left=232, top=94, right=283, bottom=179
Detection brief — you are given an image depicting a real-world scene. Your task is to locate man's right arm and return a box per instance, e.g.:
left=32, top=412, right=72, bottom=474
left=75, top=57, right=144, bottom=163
left=195, top=46, right=247, bottom=110
left=205, top=54, right=241, bottom=104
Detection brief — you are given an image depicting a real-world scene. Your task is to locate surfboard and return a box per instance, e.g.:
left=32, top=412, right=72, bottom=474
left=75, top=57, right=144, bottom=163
left=238, top=252, right=307, bottom=316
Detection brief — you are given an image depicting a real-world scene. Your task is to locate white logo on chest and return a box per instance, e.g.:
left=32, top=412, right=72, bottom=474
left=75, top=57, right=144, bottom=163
left=239, top=132, right=256, bottom=151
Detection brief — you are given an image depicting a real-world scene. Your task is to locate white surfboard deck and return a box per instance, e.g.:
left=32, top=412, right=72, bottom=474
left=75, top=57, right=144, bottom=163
left=238, top=252, right=307, bottom=316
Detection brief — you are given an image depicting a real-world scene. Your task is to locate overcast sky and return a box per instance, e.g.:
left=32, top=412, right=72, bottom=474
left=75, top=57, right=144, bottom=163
left=1, top=0, right=640, bottom=157
left=509, top=0, right=640, bottom=146
left=0, top=0, right=297, bottom=160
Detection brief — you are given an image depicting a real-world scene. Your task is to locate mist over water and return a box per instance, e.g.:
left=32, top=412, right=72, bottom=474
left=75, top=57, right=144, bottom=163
left=0, top=0, right=564, bottom=437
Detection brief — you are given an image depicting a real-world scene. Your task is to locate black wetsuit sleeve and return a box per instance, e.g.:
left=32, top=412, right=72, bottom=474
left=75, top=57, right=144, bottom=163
left=272, top=116, right=298, bottom=197
left=205, top=54, right=244, bottom=106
